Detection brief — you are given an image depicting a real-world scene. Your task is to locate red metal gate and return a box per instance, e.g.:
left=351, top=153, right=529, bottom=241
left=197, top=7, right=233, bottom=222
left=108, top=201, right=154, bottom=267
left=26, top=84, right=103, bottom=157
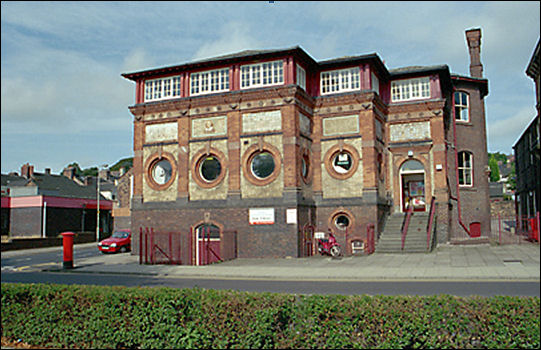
left=300, top=223, right=315, bottom=257
left=139, top=227, right=185, bottom=265
left=195, top=224, right=221, bottom=266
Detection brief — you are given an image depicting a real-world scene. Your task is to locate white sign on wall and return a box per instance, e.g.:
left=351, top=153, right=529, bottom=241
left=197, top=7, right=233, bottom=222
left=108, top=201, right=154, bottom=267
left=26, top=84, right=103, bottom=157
left=286, top=208, right=297, bottom=224
left=249, top=208, right=275, bottom=225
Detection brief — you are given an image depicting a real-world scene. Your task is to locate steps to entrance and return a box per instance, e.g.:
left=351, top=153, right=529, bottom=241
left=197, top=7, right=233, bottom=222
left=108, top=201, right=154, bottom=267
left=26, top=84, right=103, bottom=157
left=376, top=213, right=432, bottom=253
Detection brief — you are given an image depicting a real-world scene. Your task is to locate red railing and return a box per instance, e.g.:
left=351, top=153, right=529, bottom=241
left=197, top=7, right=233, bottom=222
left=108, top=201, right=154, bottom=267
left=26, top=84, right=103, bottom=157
left=426, top=196, right=436, bottom=250
left=401, top=206, right=413, bottom=250
left=490, top=212, right=540, bottom=245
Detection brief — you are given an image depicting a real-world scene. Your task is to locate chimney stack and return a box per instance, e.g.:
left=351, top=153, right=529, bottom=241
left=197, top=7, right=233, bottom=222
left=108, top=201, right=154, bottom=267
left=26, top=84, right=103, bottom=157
left=45, top=168, right=51, bottom=175
left=21, top=163, right=34, bottom=179
left=465, top=28, right=483, bottom=78
left=62, top=166, right=76, bottom=180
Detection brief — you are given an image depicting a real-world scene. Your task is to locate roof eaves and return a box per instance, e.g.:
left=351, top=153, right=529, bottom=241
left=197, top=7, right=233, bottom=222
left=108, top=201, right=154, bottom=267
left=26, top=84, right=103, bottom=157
left=121, top=46, right=308, bottom=81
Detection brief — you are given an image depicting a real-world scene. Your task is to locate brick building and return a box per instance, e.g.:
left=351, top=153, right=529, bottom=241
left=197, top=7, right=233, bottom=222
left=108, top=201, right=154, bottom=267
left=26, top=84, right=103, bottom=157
left=122, top=28, right=491, bottom=262
left=514, top=39, right=540, bottom=222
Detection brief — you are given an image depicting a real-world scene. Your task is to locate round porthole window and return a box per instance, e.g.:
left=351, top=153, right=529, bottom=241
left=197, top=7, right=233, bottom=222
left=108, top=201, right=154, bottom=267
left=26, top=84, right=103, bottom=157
left=334, top=214, right=350, bottom=230
left=251, top=151, right=275, bottom=179
left=332, top=151, right=353, bottom=174
left=151, top=159, right=172, bottom=185
left=199, top=155, right=222, bottom=182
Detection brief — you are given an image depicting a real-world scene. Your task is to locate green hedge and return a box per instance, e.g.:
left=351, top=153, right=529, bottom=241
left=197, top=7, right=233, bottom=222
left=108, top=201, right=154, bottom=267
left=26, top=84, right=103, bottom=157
left=2, top=283, right=539, bottom=349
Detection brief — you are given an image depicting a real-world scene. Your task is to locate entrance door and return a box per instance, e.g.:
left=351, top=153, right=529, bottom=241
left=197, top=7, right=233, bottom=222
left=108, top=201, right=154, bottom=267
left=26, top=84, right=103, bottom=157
left=196, top=224, right=221, bottom=265
left=400, top=160, right=426, bottom=212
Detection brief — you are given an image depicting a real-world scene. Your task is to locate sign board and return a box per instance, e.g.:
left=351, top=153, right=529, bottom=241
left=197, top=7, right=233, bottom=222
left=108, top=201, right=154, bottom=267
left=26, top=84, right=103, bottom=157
left=249, top=208, right=275, bottom=225
left=314, top=231, right=326, bottom=239
left=286, top=208, right=297, bottom=224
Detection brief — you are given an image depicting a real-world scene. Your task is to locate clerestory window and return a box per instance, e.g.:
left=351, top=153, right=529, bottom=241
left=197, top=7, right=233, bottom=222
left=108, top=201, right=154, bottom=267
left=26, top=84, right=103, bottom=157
left=144, top=76, right=181, bottom=102
left=190, top=68, right=230, bottom=96
left=391, top=77, right=430, bottom=102
left=320, top=67, right=360, bottom=95
left=241, top=60, right=284, bottom=89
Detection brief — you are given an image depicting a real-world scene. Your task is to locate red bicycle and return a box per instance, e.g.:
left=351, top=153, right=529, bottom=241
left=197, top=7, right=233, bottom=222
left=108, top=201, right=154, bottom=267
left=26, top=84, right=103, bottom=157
left=317, top=230, right=343, bottom=258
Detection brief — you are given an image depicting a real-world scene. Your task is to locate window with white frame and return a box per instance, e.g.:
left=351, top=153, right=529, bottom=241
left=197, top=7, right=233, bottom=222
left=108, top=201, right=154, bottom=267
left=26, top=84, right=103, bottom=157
left=320, top=67, right=360, bottom=95
left=144, top=76, right=181, bottom=102
left=241, top=60, right=284, bottom=89
left=391, top=77, right=430, bottom=102
left=190, top=68, right=229, bottom=96
left=454, top=91, right=469, bottom=122
left=458, top=151, right=473, bottom=186
left=296, top=64, right=306, bottom=91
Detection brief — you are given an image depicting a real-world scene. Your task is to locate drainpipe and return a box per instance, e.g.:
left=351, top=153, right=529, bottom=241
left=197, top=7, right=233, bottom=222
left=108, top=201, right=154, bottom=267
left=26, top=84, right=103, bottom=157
left=451, top=88, right=471, bottom=236
left=42, top=201, right=47, bottom=238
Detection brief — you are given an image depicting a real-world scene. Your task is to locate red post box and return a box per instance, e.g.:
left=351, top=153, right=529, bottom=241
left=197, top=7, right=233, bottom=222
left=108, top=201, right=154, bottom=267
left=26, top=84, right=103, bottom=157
left=61, top=232, right=75, bottom=269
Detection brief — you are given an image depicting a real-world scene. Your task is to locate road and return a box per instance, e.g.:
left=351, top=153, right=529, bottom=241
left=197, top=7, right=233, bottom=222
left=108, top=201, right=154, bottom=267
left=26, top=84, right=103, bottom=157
left=2, top=246, right=540, bottom=296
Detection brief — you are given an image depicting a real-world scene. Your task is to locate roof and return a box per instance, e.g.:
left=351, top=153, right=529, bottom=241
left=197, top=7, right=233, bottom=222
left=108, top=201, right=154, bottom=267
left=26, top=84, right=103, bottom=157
left=451, top=73, right=489, bottom=97
left=489, top=182, right=504, bottom=198
left=1, top=172, right=106, bottom=200
left=122, top=46, right=317, bottom=81
left=1, top=173, right=28, bottom=187
left=121, top=46, right=392, bottom=81
left=526, top=39, right=540, bottom=79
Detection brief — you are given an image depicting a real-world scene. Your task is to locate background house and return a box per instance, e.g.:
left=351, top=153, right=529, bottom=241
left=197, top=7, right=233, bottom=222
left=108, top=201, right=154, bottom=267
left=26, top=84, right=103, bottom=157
left=1, top=163, right=113, bottom=239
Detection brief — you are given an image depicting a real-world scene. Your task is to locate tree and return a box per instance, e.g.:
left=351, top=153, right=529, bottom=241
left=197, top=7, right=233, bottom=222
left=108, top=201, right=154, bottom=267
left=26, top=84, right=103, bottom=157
left=488, top=155, right=500, bottom=182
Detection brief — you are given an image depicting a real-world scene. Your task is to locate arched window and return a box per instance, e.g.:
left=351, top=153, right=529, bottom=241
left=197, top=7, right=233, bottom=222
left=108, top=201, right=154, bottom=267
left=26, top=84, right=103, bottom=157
left=400, top=159, right=424, bottom=173
left=455, top=91, right=469, bottom=122
left=458, top=151, right=473, bottom=186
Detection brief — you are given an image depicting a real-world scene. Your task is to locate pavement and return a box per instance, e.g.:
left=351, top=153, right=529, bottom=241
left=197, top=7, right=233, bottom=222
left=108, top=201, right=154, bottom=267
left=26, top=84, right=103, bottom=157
left=3, top=241, right=539, bottom=282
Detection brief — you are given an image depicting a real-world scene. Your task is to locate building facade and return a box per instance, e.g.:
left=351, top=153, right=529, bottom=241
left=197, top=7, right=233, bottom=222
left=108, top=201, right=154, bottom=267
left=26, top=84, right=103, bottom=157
left=122, top=29, right=491, bottom=262
left=514, top=39, right=540, bottom=222
left=1, top=164, right=113, bottom=238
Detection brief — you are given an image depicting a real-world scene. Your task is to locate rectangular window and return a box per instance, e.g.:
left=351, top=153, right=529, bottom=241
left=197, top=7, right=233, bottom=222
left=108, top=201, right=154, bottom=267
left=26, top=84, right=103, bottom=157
left=458, top=151, right=473, bottom=186
left=296, top=64, right=306, bottom=91
left=391, top=77, right=431, bottom=102
left=454, top=91, right=469, bottom=122
left=190, top=68, right=229, bottom=96
left=320, top=67, right=360, bottom=95
left=144, top=76, right=181, bottom=102
left=241, top=60, right=284, bottom=89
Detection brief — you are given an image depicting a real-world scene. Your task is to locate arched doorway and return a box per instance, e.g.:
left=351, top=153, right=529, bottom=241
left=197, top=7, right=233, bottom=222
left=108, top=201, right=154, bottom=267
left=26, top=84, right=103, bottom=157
left=195, top=223, right=221, bottom=265
left=400, top=159, right=426, bottom=212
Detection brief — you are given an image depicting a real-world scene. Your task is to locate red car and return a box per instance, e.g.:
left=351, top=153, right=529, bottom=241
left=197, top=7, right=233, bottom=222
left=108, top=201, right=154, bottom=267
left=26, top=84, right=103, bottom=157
left=98, top=230, right=131, bottom=253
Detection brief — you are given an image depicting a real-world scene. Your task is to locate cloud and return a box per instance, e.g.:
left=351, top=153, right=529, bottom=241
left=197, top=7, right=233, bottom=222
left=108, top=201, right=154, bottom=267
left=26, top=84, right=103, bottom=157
left=487, top=106, right=537, bottom=152
left=1, top=40, right=132, bottom=135
left=192, top=21, right=263, bottom=60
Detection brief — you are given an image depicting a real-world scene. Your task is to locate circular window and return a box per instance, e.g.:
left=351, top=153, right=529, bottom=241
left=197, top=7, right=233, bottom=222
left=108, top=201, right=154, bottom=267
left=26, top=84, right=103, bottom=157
left=151, top=159, right=172, bottom=185
left=332, top=151, right=352, bottom=174
left=334, top=214, right=350, bottom=230
left=300, top=152, right=311, bottom=184
left=324, top=144, right=360, bottom=180
left=242, top=143, right=282, bottom=186
left=251, top=151, right=275, bottom=179
left=192, top=149, right=227, bottom=189
left=199, top=155, right=222, bottom=182
left=301, top=156, right=308, bottom=178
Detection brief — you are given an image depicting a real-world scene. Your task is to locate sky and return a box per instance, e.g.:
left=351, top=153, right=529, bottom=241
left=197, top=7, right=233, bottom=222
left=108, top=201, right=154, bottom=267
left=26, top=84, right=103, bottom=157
left=1, top=1, right=540, bottom=174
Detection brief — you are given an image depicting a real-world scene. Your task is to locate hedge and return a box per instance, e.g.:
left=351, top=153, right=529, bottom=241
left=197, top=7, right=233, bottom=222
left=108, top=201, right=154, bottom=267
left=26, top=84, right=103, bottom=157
left=1, top=283, right=539, bottom=349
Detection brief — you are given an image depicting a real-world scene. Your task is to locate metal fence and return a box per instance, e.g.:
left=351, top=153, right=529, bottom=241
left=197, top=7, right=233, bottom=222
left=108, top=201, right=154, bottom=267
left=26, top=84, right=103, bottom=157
left=138, top=227, right=238, bottom=265
left=490, top=212, right=540, bottom=245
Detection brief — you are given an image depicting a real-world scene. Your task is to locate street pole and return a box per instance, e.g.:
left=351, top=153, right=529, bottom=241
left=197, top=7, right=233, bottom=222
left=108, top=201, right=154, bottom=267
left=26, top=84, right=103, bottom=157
left=96, top=164, right=108, bottom=242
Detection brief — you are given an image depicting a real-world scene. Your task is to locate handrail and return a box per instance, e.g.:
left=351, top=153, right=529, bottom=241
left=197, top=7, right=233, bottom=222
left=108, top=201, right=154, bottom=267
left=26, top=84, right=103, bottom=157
left=401, top=206, right=413, bottom=250
left=426, top=196, right=436, bottom=250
